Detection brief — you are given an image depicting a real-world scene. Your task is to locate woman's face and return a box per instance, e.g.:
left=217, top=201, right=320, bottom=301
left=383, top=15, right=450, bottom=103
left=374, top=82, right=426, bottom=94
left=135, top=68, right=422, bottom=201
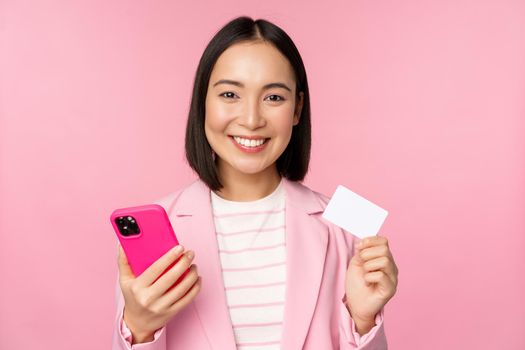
left=204, top=41, right=304, bottom=179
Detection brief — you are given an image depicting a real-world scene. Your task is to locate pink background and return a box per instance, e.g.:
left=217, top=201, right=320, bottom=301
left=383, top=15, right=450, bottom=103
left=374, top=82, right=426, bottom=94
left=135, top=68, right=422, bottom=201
left=1, top=0, right=524, bottom=349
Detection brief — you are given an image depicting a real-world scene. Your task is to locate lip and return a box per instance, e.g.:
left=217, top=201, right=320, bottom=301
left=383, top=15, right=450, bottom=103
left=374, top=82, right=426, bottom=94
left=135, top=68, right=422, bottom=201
left=229, top=135, right=270, bottom=153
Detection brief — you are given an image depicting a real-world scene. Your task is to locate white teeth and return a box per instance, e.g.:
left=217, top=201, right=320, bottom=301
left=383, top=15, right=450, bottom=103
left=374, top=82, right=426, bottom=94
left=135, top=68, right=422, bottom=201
left=233, top=136, right=267, bottom=148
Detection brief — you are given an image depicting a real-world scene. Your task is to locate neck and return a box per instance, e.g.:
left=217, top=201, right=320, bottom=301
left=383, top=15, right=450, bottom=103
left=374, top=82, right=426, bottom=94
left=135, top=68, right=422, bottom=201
left=214, top=163, right=282, bottom=202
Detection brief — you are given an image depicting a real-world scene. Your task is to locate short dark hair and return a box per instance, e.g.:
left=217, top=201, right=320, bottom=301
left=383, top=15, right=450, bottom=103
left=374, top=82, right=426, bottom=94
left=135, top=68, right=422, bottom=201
left=185, top=16, right=311, bottom=191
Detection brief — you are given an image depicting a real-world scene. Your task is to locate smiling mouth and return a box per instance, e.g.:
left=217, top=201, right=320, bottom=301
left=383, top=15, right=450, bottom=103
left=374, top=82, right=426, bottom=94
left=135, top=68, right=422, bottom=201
left=229, top=135, right=270, bottom=148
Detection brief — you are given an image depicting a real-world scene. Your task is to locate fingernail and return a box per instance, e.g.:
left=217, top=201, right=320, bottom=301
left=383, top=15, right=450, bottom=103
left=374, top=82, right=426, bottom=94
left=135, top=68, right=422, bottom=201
left=173, top=245, right=183, bottom=254
left=186, top=250, right=195, bottom=259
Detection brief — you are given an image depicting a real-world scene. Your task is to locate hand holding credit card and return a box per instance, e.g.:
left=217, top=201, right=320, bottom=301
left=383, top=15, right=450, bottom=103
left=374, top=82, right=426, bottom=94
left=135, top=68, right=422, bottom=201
left=322, top=185, right=388, bottom=239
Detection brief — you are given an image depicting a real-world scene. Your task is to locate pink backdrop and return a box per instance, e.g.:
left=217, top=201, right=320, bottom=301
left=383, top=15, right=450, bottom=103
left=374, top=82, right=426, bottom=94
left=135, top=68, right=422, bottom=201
left=1, top=0, right=524, bottom=349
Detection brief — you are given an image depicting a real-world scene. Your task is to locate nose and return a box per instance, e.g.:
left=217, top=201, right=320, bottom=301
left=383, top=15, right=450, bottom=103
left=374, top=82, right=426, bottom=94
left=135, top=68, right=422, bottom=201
left=238, top=97, right=266, bottom=130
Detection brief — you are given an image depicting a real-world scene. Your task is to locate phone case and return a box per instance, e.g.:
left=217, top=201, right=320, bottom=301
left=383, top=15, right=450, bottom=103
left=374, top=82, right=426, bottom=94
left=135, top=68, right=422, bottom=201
left=110, top=204, right=189, bottom=284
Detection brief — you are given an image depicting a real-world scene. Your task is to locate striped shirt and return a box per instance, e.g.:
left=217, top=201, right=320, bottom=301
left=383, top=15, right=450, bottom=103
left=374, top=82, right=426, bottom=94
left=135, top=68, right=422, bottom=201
left=210, top=178, right=286, bottom=350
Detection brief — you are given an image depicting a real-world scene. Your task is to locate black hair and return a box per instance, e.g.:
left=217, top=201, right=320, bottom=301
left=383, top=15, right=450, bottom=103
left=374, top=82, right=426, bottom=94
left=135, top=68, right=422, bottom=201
left=185, top=16, right=311, bottom=191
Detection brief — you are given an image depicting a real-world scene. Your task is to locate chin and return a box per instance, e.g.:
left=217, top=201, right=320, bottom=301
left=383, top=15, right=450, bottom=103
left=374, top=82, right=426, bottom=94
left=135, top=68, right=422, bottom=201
left=231, top=160, right=271, bottom=175
left=233, top=165, right=267, bottom=175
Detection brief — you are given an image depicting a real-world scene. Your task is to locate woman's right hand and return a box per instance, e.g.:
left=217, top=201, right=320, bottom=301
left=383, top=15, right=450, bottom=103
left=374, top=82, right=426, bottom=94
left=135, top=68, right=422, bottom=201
left=117, top=244, right=202, bottom=344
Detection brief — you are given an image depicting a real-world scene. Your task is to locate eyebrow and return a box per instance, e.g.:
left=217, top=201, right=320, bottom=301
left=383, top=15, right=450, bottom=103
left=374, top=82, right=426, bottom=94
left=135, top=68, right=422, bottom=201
left=212, top=79, right=292, bottom=92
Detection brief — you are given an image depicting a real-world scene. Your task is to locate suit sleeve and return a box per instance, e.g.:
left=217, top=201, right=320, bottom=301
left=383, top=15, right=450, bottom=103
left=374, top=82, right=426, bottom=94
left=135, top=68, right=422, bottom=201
left=339, top=294, right=387, bottom=349
left=111, top=273, right=167, bottom=349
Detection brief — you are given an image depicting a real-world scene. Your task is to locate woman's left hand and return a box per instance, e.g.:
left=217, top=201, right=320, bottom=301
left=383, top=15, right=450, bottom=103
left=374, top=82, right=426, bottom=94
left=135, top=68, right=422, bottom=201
left=345, top=235, right=398, bottom=327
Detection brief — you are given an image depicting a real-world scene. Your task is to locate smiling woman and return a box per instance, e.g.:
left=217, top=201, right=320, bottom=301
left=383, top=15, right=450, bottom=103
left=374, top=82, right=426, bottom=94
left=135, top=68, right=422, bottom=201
left=113, top=15, right=395, bottom=350
left=184, top=18, right=312, bottom=201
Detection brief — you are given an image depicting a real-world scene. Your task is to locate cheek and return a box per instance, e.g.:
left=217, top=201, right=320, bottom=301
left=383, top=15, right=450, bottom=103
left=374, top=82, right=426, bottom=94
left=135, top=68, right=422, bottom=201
left=205, top=99, right=233, bottom=133
left=269, top=106, right=295, bottom=137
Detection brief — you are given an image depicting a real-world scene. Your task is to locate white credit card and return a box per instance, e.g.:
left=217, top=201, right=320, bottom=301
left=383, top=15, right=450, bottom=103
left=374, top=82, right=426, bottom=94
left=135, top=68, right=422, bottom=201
left=322, top=185, right=388, bottom=239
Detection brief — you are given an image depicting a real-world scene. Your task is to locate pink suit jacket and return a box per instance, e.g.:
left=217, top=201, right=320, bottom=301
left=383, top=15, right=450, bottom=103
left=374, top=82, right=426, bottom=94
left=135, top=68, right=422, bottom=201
left=112, top=177, right=388, bottom=349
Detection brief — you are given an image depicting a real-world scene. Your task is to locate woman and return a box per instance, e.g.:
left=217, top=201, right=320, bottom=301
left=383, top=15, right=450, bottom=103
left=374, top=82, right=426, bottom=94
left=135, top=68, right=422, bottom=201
left=112, top=16, right=398, bottom=350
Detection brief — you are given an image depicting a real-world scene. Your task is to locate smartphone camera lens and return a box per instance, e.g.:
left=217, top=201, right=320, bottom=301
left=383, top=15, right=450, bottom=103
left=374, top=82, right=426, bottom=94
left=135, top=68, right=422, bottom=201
left=115, top=216, right=140, bottom=236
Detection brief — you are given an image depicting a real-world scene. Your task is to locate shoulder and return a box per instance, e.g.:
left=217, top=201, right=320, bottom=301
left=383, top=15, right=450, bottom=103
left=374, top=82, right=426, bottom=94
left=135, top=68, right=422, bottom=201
left=284, top=178, right=332, bottom=211
left=309, top=187, right=331, bottom=206
left=289, top=180, right=356, bottom=253
left=150, top=178, right=203, bottom=214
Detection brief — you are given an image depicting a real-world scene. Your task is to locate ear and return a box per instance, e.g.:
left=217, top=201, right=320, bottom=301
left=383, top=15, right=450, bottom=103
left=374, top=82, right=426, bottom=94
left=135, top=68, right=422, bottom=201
left=293, top=91, right=304, bottom=126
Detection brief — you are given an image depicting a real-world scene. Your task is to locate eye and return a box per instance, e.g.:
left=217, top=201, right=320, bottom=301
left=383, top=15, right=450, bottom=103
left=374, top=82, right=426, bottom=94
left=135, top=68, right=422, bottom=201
left=266, top=94, right=285, bottom=102
left=219, top=92, right=237, bottom=99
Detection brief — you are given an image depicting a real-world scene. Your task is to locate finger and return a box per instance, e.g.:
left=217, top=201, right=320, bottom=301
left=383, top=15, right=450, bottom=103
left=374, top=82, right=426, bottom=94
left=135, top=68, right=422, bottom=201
left=168, top=276, right=202, bottom=315
left=363, top=247, right=398, bottom=284
left=351, top=243, right=364, bottom=266
left=138, top=245, right=185, bottom=287
left=353, top=238, right=362, bottom=254
left=356, top=236, right=389, bottom=251
left=149, top=250, right=195, bottom=298
left=117, top=244, right=136, bottom=281
left=363, top=270, right=392, bottom=291
left=157, top=265, right=199, bottom=308
left=359, top=244, right=392, bottom=262
left=362, top=256, right=396, bottom=279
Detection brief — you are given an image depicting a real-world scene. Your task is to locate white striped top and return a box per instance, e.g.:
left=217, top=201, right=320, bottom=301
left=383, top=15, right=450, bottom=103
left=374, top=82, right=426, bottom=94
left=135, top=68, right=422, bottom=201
left=210, top=178, right=286, bottom=350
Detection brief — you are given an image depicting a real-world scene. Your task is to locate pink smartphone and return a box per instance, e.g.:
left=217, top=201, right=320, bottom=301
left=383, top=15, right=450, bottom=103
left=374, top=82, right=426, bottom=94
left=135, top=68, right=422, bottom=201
left=110, top=204, right=189, bottom=286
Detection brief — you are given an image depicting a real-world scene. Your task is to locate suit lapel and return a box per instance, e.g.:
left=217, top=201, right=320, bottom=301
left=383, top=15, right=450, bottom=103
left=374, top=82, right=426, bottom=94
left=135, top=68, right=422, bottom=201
left=165, top=178, right=328, bottom=350
left=168, top=179, right=237, bottom=349
left=280, top=178, right=329, bottom=349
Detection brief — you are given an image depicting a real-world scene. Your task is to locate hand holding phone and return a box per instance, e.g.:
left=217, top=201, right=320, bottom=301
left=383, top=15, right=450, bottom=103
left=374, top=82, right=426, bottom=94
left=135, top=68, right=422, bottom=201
left=111, top=204, right=202, bottom=344
left=117, top=244, right=201, bottom=344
